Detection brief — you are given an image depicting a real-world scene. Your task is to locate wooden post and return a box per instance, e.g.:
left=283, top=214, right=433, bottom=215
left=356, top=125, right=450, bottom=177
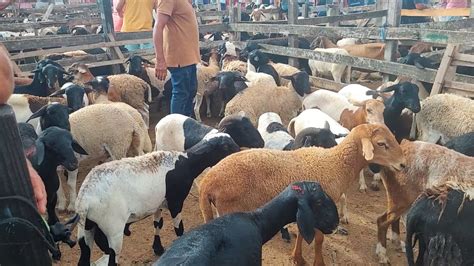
left=470, top=0, right=474, bottom=18
left=97, top=0, right=125, bottom=73
left=302, top=3, right=309, bottom=18
left=288, top=0, right=299, bottom=67
left=0, top=105, right=52, bottom=265
left=235, top=4, right=242, bottom=41
left=375, top=0, right=388, bottom=26
left=383, top=0, right=400, bottom=81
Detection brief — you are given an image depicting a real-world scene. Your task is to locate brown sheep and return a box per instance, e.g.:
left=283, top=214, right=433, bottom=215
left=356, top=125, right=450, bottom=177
left=199, top=123, right=406, bottom=266
left=375, top=140, right=474, bottom=264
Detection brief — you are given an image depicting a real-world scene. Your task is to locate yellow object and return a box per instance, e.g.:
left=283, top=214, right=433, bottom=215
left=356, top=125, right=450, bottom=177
left=121, top=0, right=155, bottom=32
left=401, top=8, right=470, bottom=17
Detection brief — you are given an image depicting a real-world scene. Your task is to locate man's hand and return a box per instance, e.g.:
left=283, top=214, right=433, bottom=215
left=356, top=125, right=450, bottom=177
left=415, top=3, right=428, bottom=10
left=155, top=59, right=168, bottom=81
left=27, top=159, right=47, bottom=214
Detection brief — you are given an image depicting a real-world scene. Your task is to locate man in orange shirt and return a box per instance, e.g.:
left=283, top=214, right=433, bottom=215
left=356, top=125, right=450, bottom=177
left=154, top=0, right=200, bottom=117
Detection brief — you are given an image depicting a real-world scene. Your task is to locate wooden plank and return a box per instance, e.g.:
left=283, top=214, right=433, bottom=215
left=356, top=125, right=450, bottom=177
left=2, top=34, right=104, bottom=51
left=228, top=23, right=474, bottom=44
left=444, top=81, right=474, bottom=97
left=297, top=10, right=387, bottom=25
left=0, top=17, right=101, bottom=31
left=258, top=43, right=474, bottom=86
left=108, top=33, right=127, bottom=70
left=309, top=76, right=346, bottom=92
left=341, top=4, right=376, bottom=13
left=401, top=8, right=470, bottom=17
left=471, top=0, right=474, bottom=18
left=431, top=44, right=457, bottom=95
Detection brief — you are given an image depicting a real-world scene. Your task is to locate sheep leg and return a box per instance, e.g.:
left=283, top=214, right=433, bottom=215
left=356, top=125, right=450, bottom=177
left=194, top=94, right=203, bottom=122
left=105, top=232, right=124, bottom=265
left=390, top=218, right=405, bottom=252
left=370, top=173, right=381, bottom=191
left=78, top=228, right=95, bottom=266
left=331, top=70, right=343, bottom=84
left=56, top=169, right=67, bottom=211
left=47, top=192, right=60, bottom=225
left=358, top=170, right=368, bottom=192
left=313, top=230, right=325, bottom=266
left=280, top=227, right=291, bottom=242
left=339, top=193, right=349, bottom=224
left=152, top=209, right=165, bottom=256
left=66, top=169, right=79, bottom=212
left=290, top=232, right=307, bottom=266
left=376, top=208, right=404, bottom=264
left=218, top=100, right=226, bottom=117
left=205, top=94, right=212, bottom=118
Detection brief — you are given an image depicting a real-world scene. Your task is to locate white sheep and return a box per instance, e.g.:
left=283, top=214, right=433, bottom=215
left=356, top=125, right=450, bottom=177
left=337, top=38, right=361, bottom=47
left=75, top=133, right=240, bottom=265
left=257, top=112, right=294, bottom=150
left=338, top=84, right=377, bottom=106
left=309, top=48, right=351, bottom=83
left=415, top=94, right=474, bottom=144
left=56, top=103, right=152, bottom=212
left=287, top=109, right=349, bottom=142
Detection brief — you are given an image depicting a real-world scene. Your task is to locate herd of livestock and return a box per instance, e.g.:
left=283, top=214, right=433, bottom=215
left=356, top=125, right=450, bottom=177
left=6, top=29, right=474, bottom=266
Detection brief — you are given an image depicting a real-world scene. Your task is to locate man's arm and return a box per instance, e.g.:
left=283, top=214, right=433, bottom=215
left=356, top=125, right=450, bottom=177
left=414, top=0, right=429, bottom=10
left=116, top=0, right=126, bottom=17
left=153, top=12, right=170, bottom=80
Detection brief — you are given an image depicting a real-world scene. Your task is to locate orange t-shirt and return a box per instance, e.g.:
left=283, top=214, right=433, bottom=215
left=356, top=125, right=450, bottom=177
left=156, top=0, right=201, bottom=68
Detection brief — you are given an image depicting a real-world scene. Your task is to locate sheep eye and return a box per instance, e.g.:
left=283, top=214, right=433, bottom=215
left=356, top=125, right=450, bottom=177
left=367, top=108, right=373, bottom=113
left=377, top=142, right=386, bottom=148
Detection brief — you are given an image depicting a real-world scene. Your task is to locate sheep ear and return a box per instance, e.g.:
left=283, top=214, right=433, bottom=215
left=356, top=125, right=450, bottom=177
left=324, top=121, right=330, bottom=130
left=72, top=140, right=88, bottom=155
left=49, top=88, right=66, bottom=97
left=335, top=133, right=347, bottom=138
left=280, top=75, right=294, bottom=81
left=414, top=59, right=425, bottom=69
left=27, top=105, right=48, bottom=122
left=296, top=197, right=315, bottom=244
left=303, top=136, right=313, bottom=147
left=34, top=139, right=45, bottom=166
left=361, top=138, right=374, bottom=161
left=379, top=84, right=400, bottom=93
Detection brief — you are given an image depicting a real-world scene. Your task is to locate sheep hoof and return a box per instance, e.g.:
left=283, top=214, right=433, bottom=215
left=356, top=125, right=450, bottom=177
left=340, top=216, right=349, bottom=224
left=280, top=228, right=291, bottom=243
left=154, top=246, right=165, bottom=256
left=359, top=184, right=368, bottom=193
left=376, top=243, right=390, bottom=264
left=370, top=181, right=380, bottom=191
left=57, top=203, right=67, bottom=212
left=66, top=204, right=75, bottom=213
left=336, top=226, right=348, bottom=235
left=290, top=255, right=307, bottom=266
left=398, top=241, right=406, bottom=253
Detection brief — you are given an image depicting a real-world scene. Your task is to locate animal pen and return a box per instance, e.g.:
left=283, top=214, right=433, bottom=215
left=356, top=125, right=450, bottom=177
left=0, top=0, right=473, bottom=263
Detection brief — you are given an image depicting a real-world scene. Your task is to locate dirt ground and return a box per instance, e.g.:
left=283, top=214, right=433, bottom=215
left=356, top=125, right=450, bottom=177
left=57, top=99, right=408, bottom=266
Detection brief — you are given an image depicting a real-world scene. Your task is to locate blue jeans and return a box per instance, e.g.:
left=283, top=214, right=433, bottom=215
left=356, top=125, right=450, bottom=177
left=169, top=64, right=197, bottom=117
left=125, top=43, right=153, bottom=52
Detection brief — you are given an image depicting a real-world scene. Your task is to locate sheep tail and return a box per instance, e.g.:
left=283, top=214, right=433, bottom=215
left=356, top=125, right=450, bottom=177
left=75, top=198, right=89, bottom=240
left=199, top=190, right=215, bottom=223
left=146, top=83, right=152, bottom=103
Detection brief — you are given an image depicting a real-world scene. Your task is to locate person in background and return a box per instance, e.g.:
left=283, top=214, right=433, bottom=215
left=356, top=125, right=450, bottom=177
left=154, top=0, right=200, bottom=117
left=439, top=0, right=468, bottom=21
left=116, top=0, right=156, bottom=51
left=220, top=0, right=226, bottom=10
left=401, top=0, right=431, bottom=24
left=112, top=0, right=123, bottom=32
left=0, top=0, right=12, bottom=10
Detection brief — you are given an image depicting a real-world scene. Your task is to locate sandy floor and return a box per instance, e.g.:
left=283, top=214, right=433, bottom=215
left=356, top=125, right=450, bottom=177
left=57, top=98, right=408, bottom=266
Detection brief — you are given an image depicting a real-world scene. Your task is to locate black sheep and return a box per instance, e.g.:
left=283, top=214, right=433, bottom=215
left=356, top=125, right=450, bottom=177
left=406, top=184, right=474, bottom=266
left=444, top=132, right=474, bottom=157
left=27, top=103, right=71, bottom=131
left=155, top=181, right=339, bottom=266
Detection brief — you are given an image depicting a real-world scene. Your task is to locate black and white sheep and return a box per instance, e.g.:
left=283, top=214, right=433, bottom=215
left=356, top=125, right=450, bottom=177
left=247, top=49, right=280, bottom=86
left=154, top=112, right=264, bottom=151
left=76, top=133, right=240, bottom=265
left=257, top=112, right=295, bottom=150
left=405, top=182, right=474, bottom=266
left=155, top=181, right=339, bottom=266
left=210, top=71, right=249, bottom=117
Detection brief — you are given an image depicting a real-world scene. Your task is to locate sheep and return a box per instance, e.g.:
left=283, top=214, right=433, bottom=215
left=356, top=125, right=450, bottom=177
left=194, top=49, right=221, bottom=121
left=126, top=55, right=172, bottom=101
left=444, top=132, right=474, bottom=156
left=258, top=112, right=295, bottom=150
left=414, top=94, right=474, bottom=145
left=405, top=182, right=474, bottom=266
left=341, top=43, right=386, bottom=60
left=156, top=181, right=339, bottom=266
left=224, top=83, right=302, bottom=127
left=302, top=89, right=385, bottom=130
left=269, top=62, right=311, bottom=97
left=338, top=84, right=380, bottom=106
left=13, top=64, right=63, bottom=96
left=292, top=127, right=340, bottom=150
left=68, top=63, right=151, bottom=127
left=375, top=140, right=474, bottom=264
left=287, top=109, right=349, bottom=142
left=210, top=71, right=249, bottom=117
left=76, top=133, right=240, bottom=265
left=308, top=48, right=351, bottom=83
left=199, top=123, right=406, bottom=266
left=336, top=38, right=361, bottom=47
left=247, top=49, right=280, bottom=86
left=155, top=112, right=263, bottom=151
